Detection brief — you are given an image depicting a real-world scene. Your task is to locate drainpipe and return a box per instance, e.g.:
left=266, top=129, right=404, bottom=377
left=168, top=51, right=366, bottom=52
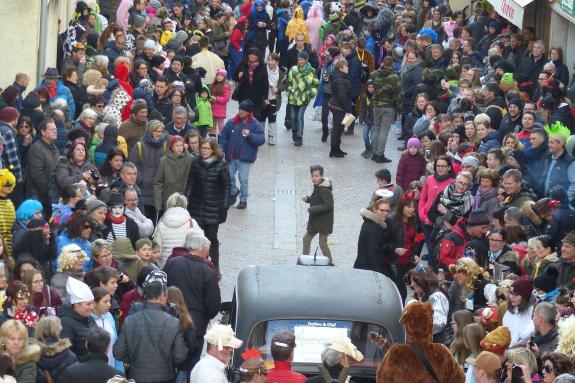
left=37, top=0, right=49, bottom=85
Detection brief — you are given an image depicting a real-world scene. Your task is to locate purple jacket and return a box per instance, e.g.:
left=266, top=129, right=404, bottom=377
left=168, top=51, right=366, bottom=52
left=396, top=151, right=426, bottom=192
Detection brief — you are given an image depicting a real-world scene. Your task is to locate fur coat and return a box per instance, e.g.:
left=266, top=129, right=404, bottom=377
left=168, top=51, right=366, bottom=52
left=377, top=301, right=465, bottom=383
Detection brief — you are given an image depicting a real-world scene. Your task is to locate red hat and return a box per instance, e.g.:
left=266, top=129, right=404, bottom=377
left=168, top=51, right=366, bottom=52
left=0, top=107, right=19, bottom=122
left=510, top=276, right=533, bottom=301
left=169, top=135, right=184, bottom=151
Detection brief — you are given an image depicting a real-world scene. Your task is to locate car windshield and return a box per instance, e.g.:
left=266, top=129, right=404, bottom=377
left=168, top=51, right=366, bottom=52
left=246, top=319, right=391, bottom=369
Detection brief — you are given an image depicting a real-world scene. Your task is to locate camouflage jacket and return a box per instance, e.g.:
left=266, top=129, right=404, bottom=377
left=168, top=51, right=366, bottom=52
left=287, top=62, right=319, bottom=106
left=369, top=67, right=402, bottom=110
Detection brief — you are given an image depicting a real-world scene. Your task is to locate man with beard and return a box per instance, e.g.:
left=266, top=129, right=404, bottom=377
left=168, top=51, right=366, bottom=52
left=12, top=218, right=57, bottom=278
left=498, top=98, right=523, bottom=141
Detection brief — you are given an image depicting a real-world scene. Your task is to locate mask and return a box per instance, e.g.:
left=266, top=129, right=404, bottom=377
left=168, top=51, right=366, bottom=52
left=111, top=205, right=125, bottom=218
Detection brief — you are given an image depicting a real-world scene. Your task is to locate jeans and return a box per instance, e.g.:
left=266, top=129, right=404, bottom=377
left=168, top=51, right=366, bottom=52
left=363, top=123, right=373, bottom=151
left=176, top=370, right=189, bottom=383
left=289, top=104, right=307, bottom=139
left=228, top=159, right=252, bottom=203
left=372, top=107, right=395, bottom=156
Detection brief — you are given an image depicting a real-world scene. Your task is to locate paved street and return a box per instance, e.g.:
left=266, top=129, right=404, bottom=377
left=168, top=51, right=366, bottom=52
left=218, top=98, right=402, bottom=300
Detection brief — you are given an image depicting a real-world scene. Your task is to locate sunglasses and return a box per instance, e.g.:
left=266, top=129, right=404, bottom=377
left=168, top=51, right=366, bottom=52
left=543, top=364, right=554, bottom=374
left=83, top=224, right=93, bottom=229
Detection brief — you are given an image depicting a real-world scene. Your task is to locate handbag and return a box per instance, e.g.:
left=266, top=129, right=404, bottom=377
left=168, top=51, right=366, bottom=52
left=411, top=344, right=441, bottom=383
left=231, top=79, right=243, bottom=101
left=297, top=247, right=331, bottom=266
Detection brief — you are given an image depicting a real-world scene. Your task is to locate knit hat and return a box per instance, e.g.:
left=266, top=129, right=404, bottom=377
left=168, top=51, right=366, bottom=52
left=488, top=20, right=499, bottom=29
left=143, top=39, right=155, bottom=50
left=534, top=267, right=559, bottom=293
left=555, top=374, right=575, bottom=383
left=407, top=136, right=421, bottom=149
left=66, top=277, right=94, bottom=304
left=0, top=107, right=19, bottom=122
left=131, top=99, right=148, bottom=115
left=133, top=14, right=146, bottom=29
left=73, top=199, right=87, bottom=212
left=239, top=99, right=254, bottom=113
left=461, top=155, right=480, bottom=169
left=86, top=198, right=107, bottom=214
left=297, top=50, right=309, bottom=60
left=507, top=98, right=523, bottom=110
left=149, top=0, right=161, bottom=9
left=510, top=275, right=534, bottom=301
left=151, top=55, right=166, bottom=68
left=169, top=135, right=184, bottom=151
left=139, top=78, right=155, bottom=94
left=467, top=209, right=491, bottom=227
left=480, top=326, right=511, bottom=355
left=27, top=218, right=48, bottom=230
left=0, top=169, right=16, bottom=189
left=495, top=60, right=515, bottom=74
left=500, top=73, right=514, bottom=88
left=2, top=86, right=20, bottom=105
left=167, top=30, right=188, bottom=50
left=143, top=269, right=167, bottom=288
left=112, top=237, right=137, bottom=259
left=564, top=230, right=575, bottom=246
left=216, top=68, right=227, bottom=78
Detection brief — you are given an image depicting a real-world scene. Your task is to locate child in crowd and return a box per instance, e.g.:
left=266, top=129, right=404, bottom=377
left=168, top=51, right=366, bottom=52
left=195, top=85, right=214, bottom=138
left=396, top=137, right=427, bottom=192
left=151, top=241, right=161, bottom=268
left=210, top=69, right=231, bottom=138
left=372, top=168, right=404, bottom=211
left=359, top=80, right=375, bottom=159
left=136, top=239, right=159, bottom=270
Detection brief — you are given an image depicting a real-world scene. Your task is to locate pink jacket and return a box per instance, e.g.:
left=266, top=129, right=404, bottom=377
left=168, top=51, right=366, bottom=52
left=210, top=83, right=231, bottom=118
left=418, top=175, right=453, bottom=226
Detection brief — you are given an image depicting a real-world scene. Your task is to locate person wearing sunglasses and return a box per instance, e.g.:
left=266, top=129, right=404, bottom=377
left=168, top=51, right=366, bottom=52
left=541, top=353, right=575, bottom=383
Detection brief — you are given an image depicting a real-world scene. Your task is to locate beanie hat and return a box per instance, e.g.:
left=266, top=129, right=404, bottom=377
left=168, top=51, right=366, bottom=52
left=143, top=39, right=155, bottom=50
left=407, top=137, right=421, bottom=149
left=131, top=99, right=148, bottom=115
left=239, top=99, right=254, bottom=113
left=480, top=326, right=511, bottom=355
left=149, top=0, right=161, bottom=9
left=66, top=277, right=94, bottom=304
left=564, top=230, right=575, bottom=246
left=507, top=98, right=523, bottom=110
left=462, top=155, right=480, bottom=169
left=133, top=14, right=147, bottom=29
left=510, top=275, right=534, bottom=301
left=467, top=209, right=491, bottom=227
left=139, top=78, right=155, bottom=94
left=216, top=68, right=227, bottom=78
left=534, top=267, right=559, bottom=293
left=22, top=92, right=40, bottom=109
left=0, top=107, right=19, bottom=122
left=151, top=54, right=166, bottom=67
left=86, top=198, right=107, bottom=214
left=555, top=374, right=575, bottom=383
left=169, top=135, right=184, bottom=151
left=2, top=86, right=20, bottom=105
left=500, top=73, right=514, bottom=88
left=297, top=50, right=309, bottom=60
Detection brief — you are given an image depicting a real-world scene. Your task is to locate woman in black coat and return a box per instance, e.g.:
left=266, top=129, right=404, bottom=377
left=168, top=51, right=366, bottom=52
left=232, top=48, right=269, bottom=122
left=353, top=198, right=395, bottom=281
left=328, top=58, right=353, bottom=158
left=186, top=138, right=230, bottom=274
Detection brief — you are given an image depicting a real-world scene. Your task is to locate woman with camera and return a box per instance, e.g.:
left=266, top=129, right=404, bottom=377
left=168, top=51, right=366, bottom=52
left=55, top=140, right=100, bottom=194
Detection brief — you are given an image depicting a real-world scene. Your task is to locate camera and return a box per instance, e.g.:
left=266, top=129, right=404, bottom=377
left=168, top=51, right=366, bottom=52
left=89, top=168, right=100, bottom=182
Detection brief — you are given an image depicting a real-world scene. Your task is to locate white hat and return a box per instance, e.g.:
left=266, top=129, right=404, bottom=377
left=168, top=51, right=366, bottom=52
left=66, top=277, right=94, bottom=304
left=143, top=39, right=156, bottom=50
left=327, top=337, right=364, bottom=361
left=205, top=324, right=243, bottom=351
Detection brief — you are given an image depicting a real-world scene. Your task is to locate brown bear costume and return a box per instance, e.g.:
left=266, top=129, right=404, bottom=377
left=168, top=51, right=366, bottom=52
left=377, top=301, right=465, bottom=383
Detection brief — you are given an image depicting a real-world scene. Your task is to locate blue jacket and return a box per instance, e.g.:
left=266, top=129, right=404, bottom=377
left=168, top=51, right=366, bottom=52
left=247, top=2, right=271, bottom=41
left=37, top=80, right=76, bottom=121
left=477, top=130, right=501, bottom=155
left=346, top=52, right=362, bottom=100
left=219, top=114, right=265, bottom=163
left=277, top=8, right=290, bottom=42
left=542, top=149, right=575, bottom=200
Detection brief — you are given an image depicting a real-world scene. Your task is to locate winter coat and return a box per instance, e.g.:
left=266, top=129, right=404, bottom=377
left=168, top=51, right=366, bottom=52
left=60, top=352, right=125, bottom=383
left=37, top=80, right=76, bottom=120
left=475, top=187, right=500, bottom=217
left=119, top=115, right=147, bottom=150
left=499, top=113, right=522, bottom=142
left=0, top=121, right=22, bottom=178
left=477, top=130, right=501, bottom=154
left=503, top=184, right=536, bottom=208
left=285, top=45, right=320, bottom=71
left=14, top=342, right=41, bottom=383
left=401, top=61, right=426, bottom=109
left=164, top=254, right=221, bottom=334
left=438, top=222, right=474, bottom=269
left=153, top=207, right=204, bottom=268
left=232, top=55, right=269, bottom=109
left=517, top=55, right=546, bottom=90
left=305, top=177, right=334, bottom=234
left=354, top=208, right=394, bottom=273
left=345, top=52, right=362, bottom=100
left=194, top=92, right=213, bottom=128
left=542, top=149, right=575, bottom=198
left=59, top=303, right=98, bottom=357
left=287, top=63, right=319, bottom=106
left=358, top=94, right=374, bottom=125
left=37, top=338, right=78, bottom=383
left=418, top=175, right=453, bottom=226
left=396, top=151, right=426, bottom=191
left=20, top=93, right=46, bottom=128
left=113, top=302, right=188, bottom=383
left=370, top=67, right=402, bottom=110
left=25, top=138, right=60, bottom=202
left=219, top=113, right=265, bottom=163
left=186, top=157, right=231, bottom=226
left=55, top=157, right=98, bottom=192
left=559, top=260, right=575, bottom=290
left=484, top=97, right=507, bottom=131
left=403, top=107, right=424, bottom=136
left=328, top=70, right=353, bottom=113
left=101, top=215, right=140, bottom=248
left=210, top=82, right=231, bottom=119
left=550, top=103, right=575, bottom=133
left=154, top=151, right=193, bottom=211
left=128, top=136, right=168, bottom=207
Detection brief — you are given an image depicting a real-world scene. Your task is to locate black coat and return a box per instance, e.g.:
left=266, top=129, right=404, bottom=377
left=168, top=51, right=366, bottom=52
left=353, top=209, right=394, bottom=274
left=101, top=215, right=140, bottom=248
left=329, top=70, right=353, bottom=113
left=60, top=353, right=124, bottom=383
left=186, top=157, right=231, bottom=226
left=401, top=61, right=426, bottom=110
left=232, top=51, right=269, bottom=109
left=58, top=304, right=98, bottom=357
left=37, top=338, right=78, bottom=383
left=164, top=254, right=221, bottom=334
left=285, top=45, right=319, bottom=71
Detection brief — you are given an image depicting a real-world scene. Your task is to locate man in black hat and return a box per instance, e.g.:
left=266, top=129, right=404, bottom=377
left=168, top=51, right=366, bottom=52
left=37, top=68, right=76, bottom=120
left=499, top=98, right=523, bottom=141
left=482, top=82, right=506, bottom=131
left=219, top=100, right=265, bottom=209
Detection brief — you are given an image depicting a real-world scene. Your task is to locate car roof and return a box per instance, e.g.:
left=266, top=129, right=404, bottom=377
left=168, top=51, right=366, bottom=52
left=233, top=265, right=404, bottom=341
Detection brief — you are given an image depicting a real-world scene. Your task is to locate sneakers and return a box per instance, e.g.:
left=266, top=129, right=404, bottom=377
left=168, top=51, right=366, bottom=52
left=294, top=139, right=303, bottom=147
left=229, top=191, right=239, bottom=206
left=237, top=202, right=247, bottom=209
left=361, top=150, right=372, bottom=158
left=268, top=135, right=275, bottom=145
left=373, top=155, right=392, bottom=163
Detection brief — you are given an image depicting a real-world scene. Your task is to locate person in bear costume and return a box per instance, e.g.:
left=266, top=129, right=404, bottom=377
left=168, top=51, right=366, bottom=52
left=377, top=300, right=465, bottom=383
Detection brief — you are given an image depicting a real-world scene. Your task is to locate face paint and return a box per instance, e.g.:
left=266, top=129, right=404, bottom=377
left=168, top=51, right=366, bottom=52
left=111, top=205, right=125, bottom=218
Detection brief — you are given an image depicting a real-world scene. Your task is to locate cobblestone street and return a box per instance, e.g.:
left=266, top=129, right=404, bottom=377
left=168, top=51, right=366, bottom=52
left=218, top=99, right=402, bottom=300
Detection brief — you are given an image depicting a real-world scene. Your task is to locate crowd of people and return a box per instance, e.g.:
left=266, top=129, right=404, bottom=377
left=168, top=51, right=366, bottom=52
left=0, top=0, right=574, bottom=381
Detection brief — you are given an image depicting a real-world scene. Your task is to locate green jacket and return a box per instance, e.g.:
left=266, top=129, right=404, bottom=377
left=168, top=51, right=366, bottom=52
left=154, top=150, right=193, bottom=211
left=195, top=86, right=213, bottom=128
left=287, top=62, right=319, bottom=106
left=274, top=67, right=288, bottom=112
left=88, top=133, right=102, bottom=163
left=306, top=177, right=334, bottom=234
left=369, top=67, right=402, bottom=110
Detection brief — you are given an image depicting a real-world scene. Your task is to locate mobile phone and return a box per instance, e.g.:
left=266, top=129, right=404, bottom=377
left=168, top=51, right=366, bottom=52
left=511, top=365, right=523, bottom=383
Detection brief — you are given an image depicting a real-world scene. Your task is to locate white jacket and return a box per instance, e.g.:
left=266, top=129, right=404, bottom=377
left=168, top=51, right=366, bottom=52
left=125, top=206, right=155, bottom=238
left=153, top=207, right=204, bottom=268
left=502, top=305, right=535, bottom=347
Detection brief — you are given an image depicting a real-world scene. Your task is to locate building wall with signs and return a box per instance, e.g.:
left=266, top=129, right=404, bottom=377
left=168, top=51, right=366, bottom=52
left=547, top=0, right=575, bottom=85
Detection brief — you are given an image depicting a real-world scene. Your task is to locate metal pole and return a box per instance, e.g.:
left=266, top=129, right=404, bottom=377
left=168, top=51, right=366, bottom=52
left=37, top=0, right=49, bottom=85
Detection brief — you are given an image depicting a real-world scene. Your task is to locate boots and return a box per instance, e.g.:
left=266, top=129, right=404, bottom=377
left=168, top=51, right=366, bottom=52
left=344, top=126, right=354, bottom=135
left=209, top=243, right=222, bottom=280
left=321, top=127, right=329, bottom=142
left=268, top=122, right=276, bottom=145
left=329, top=146, right=345, bottom=158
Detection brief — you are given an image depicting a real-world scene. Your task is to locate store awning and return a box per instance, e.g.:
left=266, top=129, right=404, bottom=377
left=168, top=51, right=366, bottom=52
left=486, top=0, right=535, bottom=28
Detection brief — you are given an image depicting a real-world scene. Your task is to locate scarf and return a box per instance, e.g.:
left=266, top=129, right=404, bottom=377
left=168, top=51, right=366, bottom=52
left=434, top=173, right=451, bottom=182
left=441, top=182, right=474, bottom=218
left=144, top=132, right=166, bottom=148
left=107, top=212, right=126, bottom=224
left=473, top=186, right=496, bottom=210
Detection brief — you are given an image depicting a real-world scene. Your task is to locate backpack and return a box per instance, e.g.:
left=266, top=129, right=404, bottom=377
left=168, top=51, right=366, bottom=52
left=135, top=141, right=168, bottom=161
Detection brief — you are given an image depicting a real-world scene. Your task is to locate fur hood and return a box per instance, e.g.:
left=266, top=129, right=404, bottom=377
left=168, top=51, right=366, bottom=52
left=87, top=84, right=106, bottom=96
left=522, top=200, right=542, bottom=225
left=38, top=338, right=72, bottom=357
left=14, top=342, right=41, bottom=368
left=317, top=177, right=332, bottom=189
left=497, top=247, right=519, bottom=264
left=360, top=208, right=387, bottom=229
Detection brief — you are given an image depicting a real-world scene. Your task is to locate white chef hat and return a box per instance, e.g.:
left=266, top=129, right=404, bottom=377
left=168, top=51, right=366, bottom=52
left=66, top=277, right=94, bottom=304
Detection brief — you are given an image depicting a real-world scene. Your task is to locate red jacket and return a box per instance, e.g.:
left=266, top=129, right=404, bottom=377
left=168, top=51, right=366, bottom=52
left=119, top=287, right=142, bottom=327
left=418, top=175, right=453, bottom=226
left=265, top=361, right=307, bottom=383
left=438, top=221, right=469, bottom=269
left=396, top=151, right=426, bottom=192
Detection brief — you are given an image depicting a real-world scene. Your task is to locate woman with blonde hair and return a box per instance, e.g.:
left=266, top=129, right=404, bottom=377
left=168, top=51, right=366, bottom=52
left=462, top=323, right=485, bottom=380
left=0, top=320, right=41, bottom=383
left=167, top=286, right=199, bottom=383
left=450, top=310, right=475, bottom=365
left=503, top=347, right=539, bottom=381
left=50, top=244, right=88, bottom=302
left=449, top=257, right=494, bottom=313
left=35, top=316, right=77, bottom=382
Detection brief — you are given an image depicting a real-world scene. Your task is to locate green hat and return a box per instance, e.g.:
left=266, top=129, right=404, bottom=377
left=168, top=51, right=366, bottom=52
left=500, top=72, right=514, bottom=87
